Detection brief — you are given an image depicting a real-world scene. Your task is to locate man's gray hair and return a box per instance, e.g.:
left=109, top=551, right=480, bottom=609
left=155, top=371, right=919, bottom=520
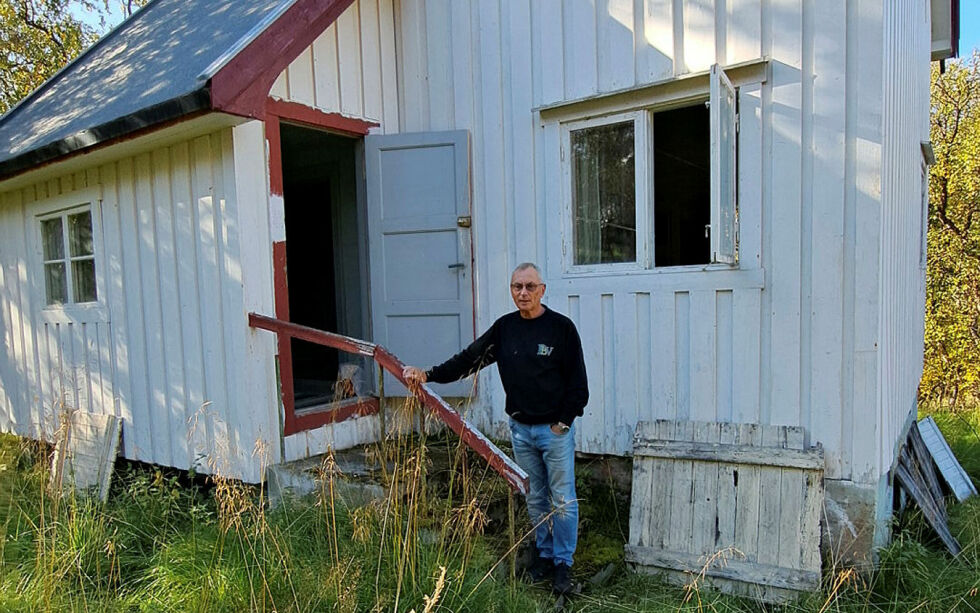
left=512, top=262, right=542, bottom=278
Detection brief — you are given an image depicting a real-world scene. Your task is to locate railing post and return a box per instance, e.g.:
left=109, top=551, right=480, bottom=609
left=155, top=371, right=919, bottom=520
left=508, top=489, right=516, bottom=587
left=377, top=364, right=386, bottom=439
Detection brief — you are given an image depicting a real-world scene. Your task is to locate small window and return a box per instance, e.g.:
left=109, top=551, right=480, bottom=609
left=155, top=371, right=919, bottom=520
left=571, top=119, right=638, bottom=265
left=560, top=64, right=738, bottom=272
left=40, top=208, right=97, bottom=305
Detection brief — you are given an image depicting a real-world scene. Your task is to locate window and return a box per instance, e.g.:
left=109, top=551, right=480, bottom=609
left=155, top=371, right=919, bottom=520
left=561, top=64, right=738, bottom=272
left=39, top=207, right=97, bottom=305
left=568, top=112, right=648, bottom=268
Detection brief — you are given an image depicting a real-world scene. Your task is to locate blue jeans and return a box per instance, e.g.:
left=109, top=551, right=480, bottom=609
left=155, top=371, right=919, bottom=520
left=509, top=419, right=578, bottom=566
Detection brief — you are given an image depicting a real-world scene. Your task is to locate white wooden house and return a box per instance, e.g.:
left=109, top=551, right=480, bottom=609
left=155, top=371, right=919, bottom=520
left=0, top=0, right=959, bottom=562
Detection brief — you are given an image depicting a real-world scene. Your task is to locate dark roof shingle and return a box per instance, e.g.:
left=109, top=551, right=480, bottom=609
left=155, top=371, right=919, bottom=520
left=0, top=0, right=295, bottom=178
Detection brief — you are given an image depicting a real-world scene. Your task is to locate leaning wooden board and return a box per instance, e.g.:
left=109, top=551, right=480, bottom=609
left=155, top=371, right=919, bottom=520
left=626, top=420, right=824, bottom=603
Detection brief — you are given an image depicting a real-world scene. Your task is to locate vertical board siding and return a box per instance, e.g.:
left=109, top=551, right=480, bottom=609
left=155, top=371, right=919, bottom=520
left=0, top=0, right=928, bottom=487
left=275, top=0, right=398, bottom=129
left=879, top=0, right=930, bottom=474
left=558, top=288, right=762, bottom=456
left=390, top=0, right=912, bottom=485
left=0, top=128, right=277, bottom=482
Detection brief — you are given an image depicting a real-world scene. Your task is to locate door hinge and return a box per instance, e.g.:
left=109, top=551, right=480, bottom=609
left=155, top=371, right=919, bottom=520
left=457, top=216, right=472, bottom=228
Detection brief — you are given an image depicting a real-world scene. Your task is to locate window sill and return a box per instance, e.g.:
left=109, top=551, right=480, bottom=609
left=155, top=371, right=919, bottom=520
left=549, top=265, right=764, bottom=293
left=39, top=304, right=109, bottom=325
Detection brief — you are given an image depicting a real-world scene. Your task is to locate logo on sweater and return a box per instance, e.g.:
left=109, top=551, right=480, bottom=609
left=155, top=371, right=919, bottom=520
left=537, top=344, right=553, bottom=356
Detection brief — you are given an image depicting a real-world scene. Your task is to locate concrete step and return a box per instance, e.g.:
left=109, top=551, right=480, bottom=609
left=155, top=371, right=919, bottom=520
left=266, top=446, right=388, bottom=509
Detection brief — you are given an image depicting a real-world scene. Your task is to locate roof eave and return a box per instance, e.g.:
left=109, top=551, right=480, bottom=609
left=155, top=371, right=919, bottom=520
left=0, top=88, right=211, bottom=182
left=210, top=0, right=356, bottom=118
left=931, top=0, right=960, bottom=61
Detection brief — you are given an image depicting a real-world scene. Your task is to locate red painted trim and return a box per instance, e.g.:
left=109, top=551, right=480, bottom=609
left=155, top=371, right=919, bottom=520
left=248, top=312, right=529, bottom=493
left=271, top=242, right=296, bottom=435
left=290, top=398, right=380, bottom=433
left=249, top=313, right=375, bottom=356
left=266, top=99, right=377, bottom=136
left=266, top=115, right=284, bottom=197
left=0, top=109, right=211, bottom=184
left=210, top=0, right=357, bottom=118
left=373, top=346, right=529, bottom=494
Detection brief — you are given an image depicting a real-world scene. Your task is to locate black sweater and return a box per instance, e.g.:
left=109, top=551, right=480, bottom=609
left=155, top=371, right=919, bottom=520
left=427, top=306, right=589, bottom=426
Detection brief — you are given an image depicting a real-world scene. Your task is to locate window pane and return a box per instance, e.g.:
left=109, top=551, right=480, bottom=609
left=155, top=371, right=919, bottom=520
left=72, top=258, right=98, bottom=303
left=45, top=263, right=67, bottom=305
left=68, top=211, right=94, bottom=257
left=654, top=105, right=710, bottom=267
left=41, top=218, right=64, bottom=260
left=571, top=121, right=636, bottom=265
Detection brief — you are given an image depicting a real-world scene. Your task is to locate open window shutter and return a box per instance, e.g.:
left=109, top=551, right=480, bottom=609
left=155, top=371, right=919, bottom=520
left=710, top=64, right=738, bottom=264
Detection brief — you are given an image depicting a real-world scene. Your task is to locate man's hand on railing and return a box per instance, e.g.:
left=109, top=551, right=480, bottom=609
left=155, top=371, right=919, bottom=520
left=402, top=366, right=427, bottom=392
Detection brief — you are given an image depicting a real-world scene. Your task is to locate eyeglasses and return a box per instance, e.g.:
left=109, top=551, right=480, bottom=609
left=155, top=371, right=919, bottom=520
left=510, top=282, right=541, bottom=292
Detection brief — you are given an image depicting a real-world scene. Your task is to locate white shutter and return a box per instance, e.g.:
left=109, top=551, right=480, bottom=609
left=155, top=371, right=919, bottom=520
left=710, top=64, right=738, bottom=264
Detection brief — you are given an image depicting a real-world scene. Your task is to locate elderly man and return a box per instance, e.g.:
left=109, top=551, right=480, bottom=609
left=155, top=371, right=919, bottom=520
left=403, top=262, right=589, bottom=595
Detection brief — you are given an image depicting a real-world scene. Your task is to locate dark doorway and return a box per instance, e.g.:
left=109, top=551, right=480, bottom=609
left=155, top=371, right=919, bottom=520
left=280, top=124, right=369, bottom=409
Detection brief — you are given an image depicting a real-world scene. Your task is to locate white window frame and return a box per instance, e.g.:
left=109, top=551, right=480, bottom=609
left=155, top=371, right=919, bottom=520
left=561, top=110, right=650, bottom=274
left=554, top=64, right=739, bottom=276
left=32, top=187, right=108, bottom=324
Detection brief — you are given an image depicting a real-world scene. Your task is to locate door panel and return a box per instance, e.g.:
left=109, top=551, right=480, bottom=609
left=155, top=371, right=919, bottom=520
left=366, top=130, right=474, bottom=396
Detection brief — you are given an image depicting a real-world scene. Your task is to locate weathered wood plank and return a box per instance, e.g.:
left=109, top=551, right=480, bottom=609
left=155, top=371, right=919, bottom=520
left=633, top=440, right=824, bottom=469
left=632, top=564, right=805, bottom=605
left=918, top=416, right=978, bottom=502
left=715, top=422, right=737, bottom=549
left=756, top=427, right=784, bottom=569
left=691, top=422, right=721, bottom=555
left=666, top=421, right=695, bottom=554
left=799, top=469, right=824, bottom=572
left=908, top=421, right=947, bottom=508
left=776, top=467, right=804, bottom=568
left=895, top=462, right=960, bottom=555
left=647, top=420, right=675, bottom=550
left=625, top=545, right=821, bottom=591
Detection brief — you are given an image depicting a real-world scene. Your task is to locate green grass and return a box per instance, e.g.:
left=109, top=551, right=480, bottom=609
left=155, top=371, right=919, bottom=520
left=0, top=405, right=978, bottom=612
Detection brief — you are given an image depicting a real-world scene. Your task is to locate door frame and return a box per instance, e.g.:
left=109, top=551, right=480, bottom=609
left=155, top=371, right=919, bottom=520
left=263, top=98, right=379, bottom=435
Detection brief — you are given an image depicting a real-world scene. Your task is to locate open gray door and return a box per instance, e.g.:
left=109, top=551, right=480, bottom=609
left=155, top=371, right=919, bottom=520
left=365, top=130, right=475, bottom=397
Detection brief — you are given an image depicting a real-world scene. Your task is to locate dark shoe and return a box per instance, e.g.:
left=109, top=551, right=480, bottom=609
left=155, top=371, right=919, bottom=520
left=552, top=562, right=573, bottom=594
left=524, top=556, right=554, bottom=582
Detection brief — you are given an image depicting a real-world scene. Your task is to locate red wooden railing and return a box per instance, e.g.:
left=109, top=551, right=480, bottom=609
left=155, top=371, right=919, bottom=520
left=248, top=313, right=529, bottom=494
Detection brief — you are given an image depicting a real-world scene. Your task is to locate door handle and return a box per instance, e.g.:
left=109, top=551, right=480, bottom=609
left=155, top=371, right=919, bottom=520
left=448, top=263, right=465, bottom=269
